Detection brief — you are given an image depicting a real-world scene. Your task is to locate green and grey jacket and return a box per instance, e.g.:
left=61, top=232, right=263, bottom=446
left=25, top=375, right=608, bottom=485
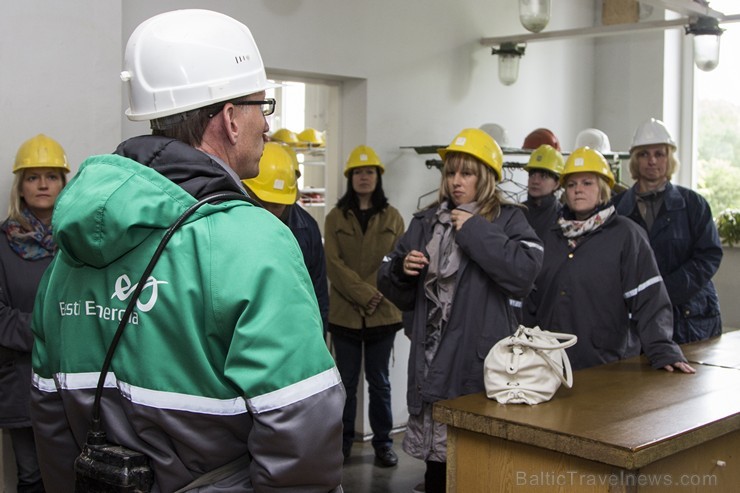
left=30, top=136, right=344, bottom=493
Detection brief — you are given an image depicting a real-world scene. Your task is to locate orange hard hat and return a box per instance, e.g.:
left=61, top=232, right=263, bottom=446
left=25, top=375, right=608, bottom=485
left=522, top=128, right=561, bottom=151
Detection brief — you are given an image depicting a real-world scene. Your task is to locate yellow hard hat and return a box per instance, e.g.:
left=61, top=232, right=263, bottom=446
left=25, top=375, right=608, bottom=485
left=271, top=128, right=300, bottom=146
left=524, top=144, right=565, bottom=177
left=242, top=143, right=298, bottom=205
left=438, top=128, right=503, bottom=180
left=297, top=128, right=325, bottom=147
left=282, top=144, right=301, bottom=178
left=344, top=145, right=385, bottom=177
left=560, top=146, right=615, bottom=188
left=14, top=134, right=70, bottom=174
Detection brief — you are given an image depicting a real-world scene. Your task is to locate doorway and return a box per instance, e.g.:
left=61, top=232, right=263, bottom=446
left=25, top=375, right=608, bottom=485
left=266, top=75, right=342, bottom=236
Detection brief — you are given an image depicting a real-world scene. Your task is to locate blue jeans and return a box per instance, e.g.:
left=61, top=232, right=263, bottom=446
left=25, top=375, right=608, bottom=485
left=332, top=329, right=395, bottom=452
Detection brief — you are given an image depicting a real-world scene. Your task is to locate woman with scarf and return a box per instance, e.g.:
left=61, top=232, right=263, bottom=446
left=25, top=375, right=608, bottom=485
left=1, top=134, right=69, bottom=493
left=378, top=128, right=543, bottom=493
left=524, top=146, right=694, bottom=374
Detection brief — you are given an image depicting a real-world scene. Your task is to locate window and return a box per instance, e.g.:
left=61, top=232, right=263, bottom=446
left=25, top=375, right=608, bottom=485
left=694, top=0, right=740, bottom=216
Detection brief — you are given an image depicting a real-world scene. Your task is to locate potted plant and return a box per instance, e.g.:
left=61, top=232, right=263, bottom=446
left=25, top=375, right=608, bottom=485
left=716, top=209, right=740, bottom=247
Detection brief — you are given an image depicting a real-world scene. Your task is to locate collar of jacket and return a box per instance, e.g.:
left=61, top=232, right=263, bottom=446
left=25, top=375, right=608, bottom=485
left=525, top=193, right=558, bottom=209
left=114, top=135, right=246, bottom=200
left=615, top=181, right=686, bottom=217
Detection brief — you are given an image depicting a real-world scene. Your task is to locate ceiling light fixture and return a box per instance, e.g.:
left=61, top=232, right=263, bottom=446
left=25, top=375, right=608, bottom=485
left=491, top=42, right=526, bottom=85
left=519, top=0, right=551, bottom=33
left=483, top=3, right=740, bottom=84
left=685, top=15, right=724, bottom=71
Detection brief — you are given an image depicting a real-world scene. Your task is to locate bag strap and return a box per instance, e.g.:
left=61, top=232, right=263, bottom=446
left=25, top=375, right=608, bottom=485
left=505, top=326, right=577, bottom=351
left=537, top=346, right=574, bottom=388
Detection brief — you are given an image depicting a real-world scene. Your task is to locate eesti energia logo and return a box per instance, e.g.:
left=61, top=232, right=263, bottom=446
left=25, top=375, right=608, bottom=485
left=111, top=274, right=169, bottom=312
left=58, top=274, right=169, bottom=325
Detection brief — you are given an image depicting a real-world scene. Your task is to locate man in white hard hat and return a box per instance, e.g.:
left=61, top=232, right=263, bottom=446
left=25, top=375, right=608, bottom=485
left=613, top=118, right=723, bottom=344
left=29, top=10, right=344, bottom=492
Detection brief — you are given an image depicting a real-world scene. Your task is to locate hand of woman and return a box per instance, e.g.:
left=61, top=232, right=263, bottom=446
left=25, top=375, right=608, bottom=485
left=451, top=209, right=473, bottom=231
left=403, top=250, right=429, bottom=276
left=366, top=291, right=384, bottom=315
left=662, top=361, right=696, bottom=374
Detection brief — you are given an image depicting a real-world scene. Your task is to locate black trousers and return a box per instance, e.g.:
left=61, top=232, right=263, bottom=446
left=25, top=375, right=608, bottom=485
left=425, top=460, right=446, bottom=493
left=8, top=427, right=45, bottom=493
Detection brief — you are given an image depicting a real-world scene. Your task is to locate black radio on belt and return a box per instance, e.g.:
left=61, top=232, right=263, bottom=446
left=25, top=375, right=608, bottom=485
left=75, top=431, right=153, bottom=492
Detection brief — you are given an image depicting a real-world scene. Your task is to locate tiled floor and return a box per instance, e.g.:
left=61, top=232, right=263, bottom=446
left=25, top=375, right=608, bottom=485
left=340, top=434, right=426, bottom=493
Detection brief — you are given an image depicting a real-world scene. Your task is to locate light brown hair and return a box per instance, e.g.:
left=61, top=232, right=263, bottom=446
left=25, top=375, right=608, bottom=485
left=438, top=152, right=517, bottom=221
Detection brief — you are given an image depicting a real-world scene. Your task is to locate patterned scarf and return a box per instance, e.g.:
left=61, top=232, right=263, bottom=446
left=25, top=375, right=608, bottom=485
left=1, top=207, right=57, bottom=260
left=558, top=205, right=615, bottom=249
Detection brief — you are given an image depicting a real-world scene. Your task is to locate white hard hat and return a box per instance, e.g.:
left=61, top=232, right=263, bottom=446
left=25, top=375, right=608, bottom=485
left=479, top=123, right=510, bottom=147
left=575, top=128, right=611, bottom=155
left=121, top=9, right=279, bottom=121
left=630, top=118, right=676, bottom=152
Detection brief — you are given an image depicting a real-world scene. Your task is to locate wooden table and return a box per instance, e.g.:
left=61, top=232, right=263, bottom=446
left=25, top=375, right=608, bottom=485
left=434, top=331, right=740, bottom=492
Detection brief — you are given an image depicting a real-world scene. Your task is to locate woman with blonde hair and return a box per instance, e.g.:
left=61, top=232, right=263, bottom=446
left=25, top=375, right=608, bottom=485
left=378, top=128, right=543, bottom=492
left=525, top=146, right=694, bottom=374
left=1, top=134, right=69, bottom=493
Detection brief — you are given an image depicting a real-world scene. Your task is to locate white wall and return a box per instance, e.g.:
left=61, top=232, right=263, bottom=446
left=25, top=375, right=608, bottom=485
left=0, top=1, right=123, bottom=201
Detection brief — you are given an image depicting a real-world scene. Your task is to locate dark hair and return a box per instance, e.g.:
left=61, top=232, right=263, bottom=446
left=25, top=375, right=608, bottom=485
left=336, top=167, right=389, bottom=215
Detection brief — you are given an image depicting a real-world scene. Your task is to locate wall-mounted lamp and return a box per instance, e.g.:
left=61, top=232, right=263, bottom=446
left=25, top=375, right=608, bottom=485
left=491, top=42, right=526, bottom=85
left=519, top=0, right=551, bottom=33
left=685, top=15, right=725, bottom=71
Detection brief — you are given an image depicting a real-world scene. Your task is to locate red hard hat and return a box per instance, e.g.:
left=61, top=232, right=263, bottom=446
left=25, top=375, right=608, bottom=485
left=522, top=128, right=561, bottom=151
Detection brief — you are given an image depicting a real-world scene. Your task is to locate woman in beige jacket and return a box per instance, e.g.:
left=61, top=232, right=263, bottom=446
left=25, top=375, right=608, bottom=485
left=324, top=145, right=405, bottom=467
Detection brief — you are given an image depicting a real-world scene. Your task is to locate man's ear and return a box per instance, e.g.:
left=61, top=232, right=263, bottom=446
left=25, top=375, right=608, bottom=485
left=219, top=103, right=239, bottom=145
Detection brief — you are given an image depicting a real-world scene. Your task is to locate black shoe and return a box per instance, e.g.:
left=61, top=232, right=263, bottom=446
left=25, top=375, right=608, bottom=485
left=342, top=443, right=352, bottom=459
left=374, top=446, right=398, bottom=467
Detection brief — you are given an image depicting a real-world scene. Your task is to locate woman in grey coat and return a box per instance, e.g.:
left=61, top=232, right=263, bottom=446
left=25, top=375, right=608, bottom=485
left=378, top=128, right=543, bottom=493
left=1, top=134, right=68, bottom=493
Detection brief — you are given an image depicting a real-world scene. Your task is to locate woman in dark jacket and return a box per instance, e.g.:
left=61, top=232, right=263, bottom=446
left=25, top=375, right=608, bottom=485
left=378, top=128, right=543, bottom=493
left=1, top=134, right=69, bottom=493
left=612, top=118, right=722, bottom=344
left=525, top=146, right=695, bottom=373
left=522, top=144, right=565, bottom=240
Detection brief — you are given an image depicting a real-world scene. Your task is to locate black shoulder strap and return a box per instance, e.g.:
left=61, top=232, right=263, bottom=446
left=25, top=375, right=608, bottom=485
left=89, top=192, right=250, bottom=431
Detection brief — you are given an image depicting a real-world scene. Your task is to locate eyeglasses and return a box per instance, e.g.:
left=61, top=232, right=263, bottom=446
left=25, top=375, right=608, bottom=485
left=208, top=98, right=276, bottom=118
left=233, top=98, right=276, bottom=116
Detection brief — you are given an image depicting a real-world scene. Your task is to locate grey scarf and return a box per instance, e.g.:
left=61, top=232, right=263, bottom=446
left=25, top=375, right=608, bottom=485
left=422, top=201, right=479, bottom=364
